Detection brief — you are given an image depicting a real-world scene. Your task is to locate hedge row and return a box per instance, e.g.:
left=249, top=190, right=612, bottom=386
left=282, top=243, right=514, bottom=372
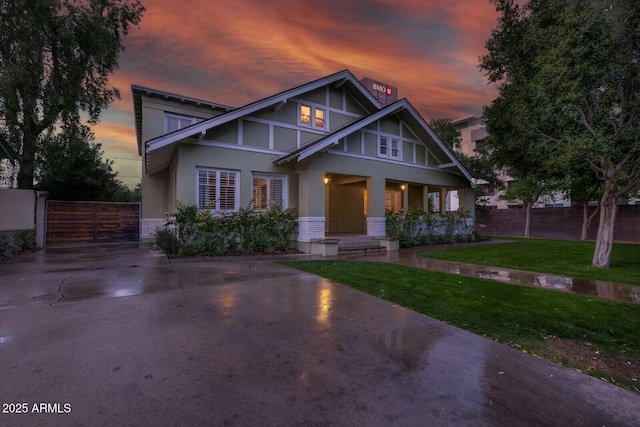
left=0, top=229, right=37, bottom=261
left=155, top=203, right=298, bottom=256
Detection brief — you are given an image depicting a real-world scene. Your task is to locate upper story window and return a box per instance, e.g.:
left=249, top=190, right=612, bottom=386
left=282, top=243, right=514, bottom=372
left=299, top=104, right=326, bottom=129
left=379, top=136, right=400, bottom=159
left=197, top=168, right=240, bottom=212
left=165, top=113, right=202, bottom=134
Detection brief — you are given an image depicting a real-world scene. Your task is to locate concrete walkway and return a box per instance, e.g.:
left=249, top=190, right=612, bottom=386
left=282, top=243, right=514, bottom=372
left=1, top=244, right=639, bottom=427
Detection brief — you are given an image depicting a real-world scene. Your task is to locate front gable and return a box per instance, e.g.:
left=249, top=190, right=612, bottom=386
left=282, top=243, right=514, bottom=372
left=142, top=70, right=381, bottom=175
left=194, top=84, right=373, bottom=156
left=273, top=99, right=472, bottom=182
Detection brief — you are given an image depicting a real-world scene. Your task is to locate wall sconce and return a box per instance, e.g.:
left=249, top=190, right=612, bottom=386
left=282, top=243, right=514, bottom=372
left=401, top=184, right=406, bottom=191
left=324, top=177, right=329, bottom=185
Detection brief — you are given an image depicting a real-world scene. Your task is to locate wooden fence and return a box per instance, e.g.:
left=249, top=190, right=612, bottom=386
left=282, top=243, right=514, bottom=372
left=45, top=201, right=140, bottom=246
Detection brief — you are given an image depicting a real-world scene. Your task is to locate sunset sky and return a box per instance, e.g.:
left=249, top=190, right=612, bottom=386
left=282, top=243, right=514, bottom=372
left=95, top=0, right=502, bottom=188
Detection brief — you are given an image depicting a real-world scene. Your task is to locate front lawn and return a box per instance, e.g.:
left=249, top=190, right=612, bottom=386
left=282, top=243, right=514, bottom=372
left=284, top=260, right=640, bottom=392
left=424, top=238, right=640, bottom=285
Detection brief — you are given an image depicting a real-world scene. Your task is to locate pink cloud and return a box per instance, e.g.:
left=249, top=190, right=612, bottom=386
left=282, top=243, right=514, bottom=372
left=93, top=0, right=502, bottom=180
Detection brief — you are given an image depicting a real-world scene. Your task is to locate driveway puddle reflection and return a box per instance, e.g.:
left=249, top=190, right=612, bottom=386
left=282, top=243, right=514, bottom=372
left=347, top=250, right=640, bottom=305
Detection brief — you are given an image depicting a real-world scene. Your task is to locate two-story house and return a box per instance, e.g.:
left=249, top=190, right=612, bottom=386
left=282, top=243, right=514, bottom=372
left=134, top=70, right=474, bottom=253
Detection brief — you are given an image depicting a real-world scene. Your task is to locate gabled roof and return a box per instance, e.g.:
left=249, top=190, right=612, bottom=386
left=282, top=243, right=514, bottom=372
left=0, top=137, right=17, bottom=166
left=274, top=98, right=473, bottom=182
left=132, top=85, right=235, bottom=156
left=143, top=70, right=382, bottom=175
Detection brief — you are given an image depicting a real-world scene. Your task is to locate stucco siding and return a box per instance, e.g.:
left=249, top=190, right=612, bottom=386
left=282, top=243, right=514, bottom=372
left=416, top=145, right=426, bottom=165
left=329, top=111, right=356, bottom=130
left=346, top=95, right=367, bottom=115
left=347, top=132, right=361, bottom=153
left=140, top=95, right=221, bottom=143
left=403, top=142, right=413, bottom=163
left=273, top=126, right=297, bottom=151
left=428, top=150, right=444, bottom=166
left=207, top=121, right=238, bottom=144
left=141, top=168, right=169, bottom=218
left=329, top=89, right=343, bottom=109
left=141, top=99, right=167, bottom=144
left=403, top=123, right=418, bottom=140
left=296, top=87, right=326, bottom=104
left=243, top=120, right=269, bottom=149
left=300, top=131, right=319, bottom=147
left=251, top=101, right=297, bottom=124
left=380, top=117, right=400, bottom=135
left=174, top=145, right=297, bottom=209
left=364, top=133, right=377, bottom=157
left=309, top=153, right=469, bottom=188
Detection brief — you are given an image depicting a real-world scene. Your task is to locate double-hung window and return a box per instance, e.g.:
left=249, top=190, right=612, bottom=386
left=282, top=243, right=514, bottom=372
left=299, top=104, right=326, bottom=129
left=252, top=174, right=286, bottom=210
left=379, top=136, right=400, bottom=159
left=165, top=113, right=202, bottom=134
left=197, top=169, right=239, bottom=211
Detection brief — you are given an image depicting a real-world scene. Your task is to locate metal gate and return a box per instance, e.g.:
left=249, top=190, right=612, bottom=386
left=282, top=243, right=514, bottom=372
left=45, top=201, right=140, bottom=247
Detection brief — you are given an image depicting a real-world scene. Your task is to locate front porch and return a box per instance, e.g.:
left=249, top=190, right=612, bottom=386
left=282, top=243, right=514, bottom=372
left=295, top=170, right=473, bottom=254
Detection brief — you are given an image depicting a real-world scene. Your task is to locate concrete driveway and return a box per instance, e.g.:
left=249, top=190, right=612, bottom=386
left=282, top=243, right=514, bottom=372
left=1, top=245, right=639, bottom=427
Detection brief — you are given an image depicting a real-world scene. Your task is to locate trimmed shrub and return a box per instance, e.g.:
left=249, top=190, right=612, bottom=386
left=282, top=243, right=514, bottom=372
left=385, top=208, right=476, bottom=248
left=154, top=228, right=181, bottom=255
left=0, top=228, right=37, bottom=261
left=158, top=202, right=298, bottom=256
left=19, top=229, right=37, bottom=251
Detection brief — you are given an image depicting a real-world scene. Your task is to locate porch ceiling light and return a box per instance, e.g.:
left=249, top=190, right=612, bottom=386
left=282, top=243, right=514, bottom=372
left=401, top=184, right=406, bottom=191
left=324, top=177, right=329, bottom=185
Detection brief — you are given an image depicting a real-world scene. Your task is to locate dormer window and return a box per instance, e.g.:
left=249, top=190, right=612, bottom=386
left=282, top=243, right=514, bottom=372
left=379, top=136, right=400, bottom=159
left=165, top=113, right=202, bottom=134
left=299, top=104, right=326, bottom=129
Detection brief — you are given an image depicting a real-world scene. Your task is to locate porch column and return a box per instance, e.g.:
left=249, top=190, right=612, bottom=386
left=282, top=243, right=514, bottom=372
left=439, top=188, right=447, bottom=213
left=297, top=168, right=326, bottom=242
left=458, top=186, right=476, bottom=217
left=366, top=176, right=386, bottom=236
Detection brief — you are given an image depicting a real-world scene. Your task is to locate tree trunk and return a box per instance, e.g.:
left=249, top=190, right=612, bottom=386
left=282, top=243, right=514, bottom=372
left=17, top=132, right=35, bottom=190
left=581, top=200, right=599, bottom=241
left=524, top=202, right=531, bottom=238
left=592, top=193, right=617, bottom=268
left=581, top=201, right=589, bottom=241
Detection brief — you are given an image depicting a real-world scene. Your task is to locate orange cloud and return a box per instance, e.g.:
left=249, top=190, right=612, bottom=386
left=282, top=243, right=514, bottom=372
left=95, top=0, right=502, bottom=180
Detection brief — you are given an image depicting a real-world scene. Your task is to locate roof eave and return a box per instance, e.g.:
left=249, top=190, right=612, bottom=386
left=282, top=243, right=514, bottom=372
left=145, top=70, right=383, bottom=174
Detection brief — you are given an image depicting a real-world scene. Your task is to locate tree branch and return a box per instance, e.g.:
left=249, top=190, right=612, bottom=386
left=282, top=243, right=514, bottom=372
left=579, top=106, right=597, bottom=136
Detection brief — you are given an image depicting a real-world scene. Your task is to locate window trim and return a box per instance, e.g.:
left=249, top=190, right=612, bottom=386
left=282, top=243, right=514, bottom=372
left=165, top=113, right=202, bottom=134
left=378, top=135, right=401, bottom=159
left=252, top=173, right=287, bottom=210
left=196, top=168, right=240, bottom=212
left=298, top=103, right=327, bottom=130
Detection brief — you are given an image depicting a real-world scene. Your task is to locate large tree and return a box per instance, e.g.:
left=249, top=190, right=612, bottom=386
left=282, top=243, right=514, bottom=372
left=37, top=124, right=136, bottom=201
left=0, top=0, right=144, bottom=189
left=480, top=0, right=640, bottom=267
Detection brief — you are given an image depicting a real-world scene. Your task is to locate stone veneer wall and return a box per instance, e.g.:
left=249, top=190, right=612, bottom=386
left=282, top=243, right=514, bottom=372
left=476, top=205, right=640, bottom=242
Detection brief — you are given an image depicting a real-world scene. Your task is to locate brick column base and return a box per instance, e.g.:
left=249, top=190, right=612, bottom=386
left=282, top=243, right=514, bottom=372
left=297, top=217, right=326, bottom=242
left=366, top=216, right=386, bottom=237
left=141, top=218, right=167, bottom=239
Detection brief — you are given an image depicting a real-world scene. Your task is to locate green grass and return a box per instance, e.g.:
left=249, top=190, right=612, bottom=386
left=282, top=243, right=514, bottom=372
left=424, top=237, right=640, bottom=285
left=284, top=260, right=640, bottom=391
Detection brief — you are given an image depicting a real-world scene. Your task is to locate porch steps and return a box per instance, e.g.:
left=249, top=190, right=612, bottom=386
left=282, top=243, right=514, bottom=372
left=334, top=235, right=386, bottom=255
